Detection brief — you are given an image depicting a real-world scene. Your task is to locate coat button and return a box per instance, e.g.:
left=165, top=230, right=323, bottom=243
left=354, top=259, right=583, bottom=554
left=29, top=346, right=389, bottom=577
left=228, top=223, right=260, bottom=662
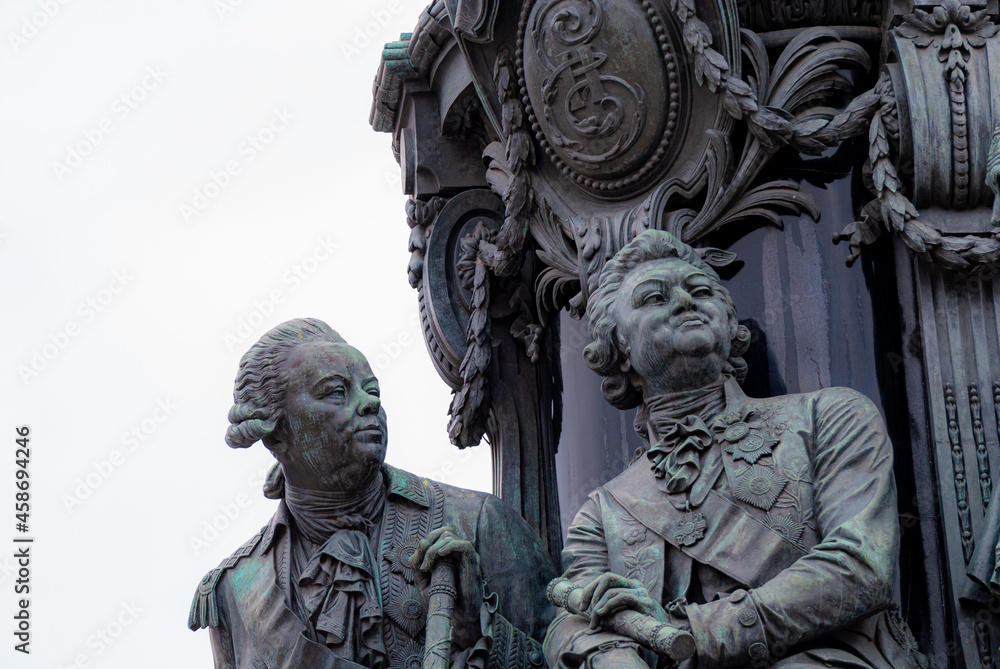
left=748, top=642, right=768, bottom=661
left=729, top=589, right=747, bottom=603
left=738, top=607, right=757, bottom=627
left=528, top=649, right=543, bottom=665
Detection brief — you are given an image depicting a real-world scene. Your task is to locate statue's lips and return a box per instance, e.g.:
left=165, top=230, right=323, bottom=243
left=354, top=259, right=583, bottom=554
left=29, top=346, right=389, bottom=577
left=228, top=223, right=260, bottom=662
left=354, top=425, right=384, bottom=440
left=674, top=314, right=707, bottom=328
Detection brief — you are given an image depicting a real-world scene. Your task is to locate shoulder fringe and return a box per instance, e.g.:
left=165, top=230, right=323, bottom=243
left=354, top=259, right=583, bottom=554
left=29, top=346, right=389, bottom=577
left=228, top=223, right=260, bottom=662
left=187, top=527, right=265, bottom=630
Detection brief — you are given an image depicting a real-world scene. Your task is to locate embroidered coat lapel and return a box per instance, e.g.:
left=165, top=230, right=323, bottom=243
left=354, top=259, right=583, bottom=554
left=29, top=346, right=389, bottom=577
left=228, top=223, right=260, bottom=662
left=227, top=546, right=364, bottom=669
left=603, top=379, right=808, bottom=589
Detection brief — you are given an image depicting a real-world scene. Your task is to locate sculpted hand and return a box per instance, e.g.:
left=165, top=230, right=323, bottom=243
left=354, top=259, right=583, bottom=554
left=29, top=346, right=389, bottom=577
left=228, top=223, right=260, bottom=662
left=411, top=526, right=484, bottom=648
left=579, top=572, right=668, bottom=632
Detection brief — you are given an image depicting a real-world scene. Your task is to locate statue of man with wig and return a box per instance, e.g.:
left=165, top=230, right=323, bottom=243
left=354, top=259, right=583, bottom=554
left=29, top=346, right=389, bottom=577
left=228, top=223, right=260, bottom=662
left=189, top=318, right=555, bottom=669
left=543, top=230, right=927, bottom=669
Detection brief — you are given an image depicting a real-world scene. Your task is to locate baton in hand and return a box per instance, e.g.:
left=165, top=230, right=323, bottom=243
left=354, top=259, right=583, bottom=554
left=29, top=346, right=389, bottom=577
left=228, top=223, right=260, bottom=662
left=423, top=558, right=458, bottom=669
left=547, top=578, right=696, bottom=662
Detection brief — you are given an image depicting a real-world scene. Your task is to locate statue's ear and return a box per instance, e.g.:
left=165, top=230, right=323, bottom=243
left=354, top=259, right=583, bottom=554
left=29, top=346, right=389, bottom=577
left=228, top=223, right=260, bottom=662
left=618, top=355, right=631, bottom=374
left=262, top=424, right=288, bottom=456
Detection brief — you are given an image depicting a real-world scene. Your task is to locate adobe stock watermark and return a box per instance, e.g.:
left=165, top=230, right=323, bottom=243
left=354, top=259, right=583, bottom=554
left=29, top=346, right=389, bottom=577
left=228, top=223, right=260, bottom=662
left=369, top=312, right=420, bottom=373
left=179, top=107, right=294, bottom=224
left=213, top=0, right=252, bottom=21
left=61, top=398, right=180, bottom=514
left=8, top=0, right=72, bottom=53
left=51, top=65, right=168, bottom=183
left=58, top=600, right=145, bottom=669
left=188, top=463, right=273, bottom=556
left=223, top=235, right=338, bottom=352
left=340, top=0, right=406, bottom=63
left=0, top=554, right=17, bottom=588
left=17, top=269, right=134, bottom=385
left=426, top=445, right=479, bottom=486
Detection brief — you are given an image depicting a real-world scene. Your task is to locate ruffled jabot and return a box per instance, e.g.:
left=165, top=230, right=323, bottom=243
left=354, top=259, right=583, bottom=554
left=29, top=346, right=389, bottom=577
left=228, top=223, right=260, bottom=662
left=284, top=474, right=387, bottom=666
left=642, top=380, right=727, bottom=495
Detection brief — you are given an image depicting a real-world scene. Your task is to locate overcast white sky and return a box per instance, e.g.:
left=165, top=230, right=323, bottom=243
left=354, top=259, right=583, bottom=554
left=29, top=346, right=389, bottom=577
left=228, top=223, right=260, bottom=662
left=0, top=1, right=495, bottom=666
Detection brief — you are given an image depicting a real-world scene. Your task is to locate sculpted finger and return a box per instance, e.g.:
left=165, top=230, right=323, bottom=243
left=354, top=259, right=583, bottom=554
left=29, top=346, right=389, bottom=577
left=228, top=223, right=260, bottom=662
left=581, top=573, right=628, bottom=612
left=592, top=591, right=638, bottom=619
left=420, top=536, right=462, bottom=572
left=410, top=527, right=451, bottom=570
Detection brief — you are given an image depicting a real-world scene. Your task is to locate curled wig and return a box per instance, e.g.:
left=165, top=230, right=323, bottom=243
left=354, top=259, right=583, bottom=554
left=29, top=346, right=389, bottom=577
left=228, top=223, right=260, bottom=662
left=583, top=230, right=750, bottom=409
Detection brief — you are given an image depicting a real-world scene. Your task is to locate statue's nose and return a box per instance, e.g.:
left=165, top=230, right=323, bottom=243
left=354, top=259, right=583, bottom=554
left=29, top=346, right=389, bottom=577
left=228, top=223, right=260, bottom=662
left=358, top=394, right=380, bottom=415
left=670, top=286, right=695, bottom=313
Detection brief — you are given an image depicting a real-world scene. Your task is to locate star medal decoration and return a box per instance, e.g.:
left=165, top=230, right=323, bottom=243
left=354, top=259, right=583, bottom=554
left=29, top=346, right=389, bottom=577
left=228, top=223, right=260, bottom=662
left=764, top=512, right=805, bottom=547
left=734, top=465, right=788, bottom=511
left=714, top=407, right=779, bottom=465
left=674, top=511, right=707, bottom=547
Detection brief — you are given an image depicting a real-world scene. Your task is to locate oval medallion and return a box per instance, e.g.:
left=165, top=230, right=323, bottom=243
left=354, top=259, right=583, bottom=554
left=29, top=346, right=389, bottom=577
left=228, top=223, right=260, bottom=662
left=519, top=0, right=681, bottom=194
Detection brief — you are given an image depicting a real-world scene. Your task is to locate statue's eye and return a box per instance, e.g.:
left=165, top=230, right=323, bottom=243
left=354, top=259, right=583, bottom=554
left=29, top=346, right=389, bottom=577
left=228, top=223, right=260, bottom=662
left=641, top=292, right=665, bottom=305
left=323, top=385, right=347, bottom=399
left=691, top=285, right=713, bottom=298
left=367, top=387, right=380, bottom=398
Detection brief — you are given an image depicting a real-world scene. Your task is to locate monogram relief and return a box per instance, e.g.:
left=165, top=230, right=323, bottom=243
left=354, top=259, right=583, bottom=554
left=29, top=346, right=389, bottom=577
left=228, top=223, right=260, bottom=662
left=520, top=0, right=682, bottom=194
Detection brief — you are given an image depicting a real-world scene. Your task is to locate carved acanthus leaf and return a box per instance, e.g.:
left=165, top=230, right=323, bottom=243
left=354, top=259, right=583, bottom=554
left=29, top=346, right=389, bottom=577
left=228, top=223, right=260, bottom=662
left=674, top=26, right=871, bottom=244
left=897, top=0, right=996, bottom=40
left=532, top=202, right=583, bottom=317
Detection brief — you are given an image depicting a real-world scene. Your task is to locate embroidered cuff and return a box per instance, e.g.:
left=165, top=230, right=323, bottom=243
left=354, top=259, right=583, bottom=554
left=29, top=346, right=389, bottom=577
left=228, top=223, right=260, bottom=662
left=685, top=588, right=769, bottom=668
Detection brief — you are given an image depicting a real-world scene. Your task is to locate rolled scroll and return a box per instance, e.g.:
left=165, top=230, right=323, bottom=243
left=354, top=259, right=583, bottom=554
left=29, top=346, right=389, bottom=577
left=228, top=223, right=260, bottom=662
left=547, top=578, right=696, bottom=662
left=423, top=558, right=459, bottom=669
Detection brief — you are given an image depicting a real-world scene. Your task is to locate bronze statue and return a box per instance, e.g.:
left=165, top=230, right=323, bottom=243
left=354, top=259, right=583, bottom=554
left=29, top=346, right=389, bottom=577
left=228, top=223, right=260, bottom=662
left=188, top=318, right=555, bottom=668
left=543, top=230, right=927, bottom=669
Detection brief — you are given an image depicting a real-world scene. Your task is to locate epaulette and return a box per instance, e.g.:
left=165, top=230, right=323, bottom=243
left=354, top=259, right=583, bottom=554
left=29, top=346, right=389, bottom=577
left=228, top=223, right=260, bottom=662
left=188, top=526, right=266, bottom=630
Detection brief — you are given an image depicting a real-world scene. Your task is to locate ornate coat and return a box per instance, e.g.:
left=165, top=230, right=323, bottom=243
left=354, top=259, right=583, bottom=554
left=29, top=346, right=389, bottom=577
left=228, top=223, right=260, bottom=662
left=190, top=465, right=555, bottom=669
left=544, top=380, right=927, bottom=669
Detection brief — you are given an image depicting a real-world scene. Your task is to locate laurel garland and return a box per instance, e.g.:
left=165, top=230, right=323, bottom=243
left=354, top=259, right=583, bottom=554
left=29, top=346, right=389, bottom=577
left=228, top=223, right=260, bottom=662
left=444, top=47, right=547, bottom=447
left=834, top=72, right=1000, bottom=271
left=447, top=223, right=495, bottom=448
left=478, top=47, right=534, bottom=278
left=666, top=0, right=875, bottom=156
left=667, top=0, right=1000, bottom=271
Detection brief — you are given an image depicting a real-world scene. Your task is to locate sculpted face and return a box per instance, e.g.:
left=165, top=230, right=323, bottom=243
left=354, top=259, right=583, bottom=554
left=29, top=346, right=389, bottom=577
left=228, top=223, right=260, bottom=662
left=275, top=341, right=387, bottom=491
left=613, top=258, right=735, bottom=394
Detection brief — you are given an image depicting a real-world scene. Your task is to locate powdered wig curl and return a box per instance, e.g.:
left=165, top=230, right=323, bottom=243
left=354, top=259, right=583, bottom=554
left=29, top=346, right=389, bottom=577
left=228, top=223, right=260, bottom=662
left=583, top=230, right=750, bottom=409
left=226, top=318, right=345, bottom=450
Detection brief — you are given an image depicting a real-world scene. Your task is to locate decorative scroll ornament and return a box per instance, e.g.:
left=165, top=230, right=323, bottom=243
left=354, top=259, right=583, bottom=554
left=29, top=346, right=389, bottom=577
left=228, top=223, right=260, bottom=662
left=835, top=1, right=1000, bottom=272
left=662, top=1, right=872, bottom=158
left=519, top=1, right=876, bottom=316
left=450, top=0, right=885, bottom=333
